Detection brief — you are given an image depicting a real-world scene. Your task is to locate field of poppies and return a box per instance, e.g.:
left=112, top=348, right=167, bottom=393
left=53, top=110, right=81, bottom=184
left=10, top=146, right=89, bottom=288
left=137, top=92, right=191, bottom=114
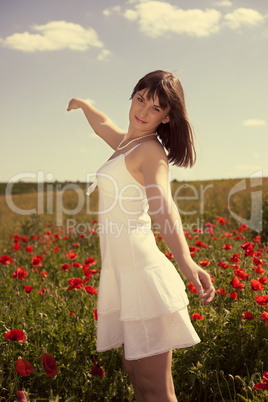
left=0, top=179, right=268, bottom=401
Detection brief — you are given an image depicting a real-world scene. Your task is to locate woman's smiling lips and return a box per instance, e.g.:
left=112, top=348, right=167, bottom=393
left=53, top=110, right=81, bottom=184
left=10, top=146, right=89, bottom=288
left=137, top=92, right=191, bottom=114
left=135, top=115, right=147, bottom=124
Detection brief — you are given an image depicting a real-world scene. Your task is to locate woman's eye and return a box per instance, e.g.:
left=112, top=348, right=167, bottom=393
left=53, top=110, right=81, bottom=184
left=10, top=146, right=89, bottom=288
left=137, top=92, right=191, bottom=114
left=137, top=97, right=143, bottom=102
left=154, top=107, right=160, bottom=112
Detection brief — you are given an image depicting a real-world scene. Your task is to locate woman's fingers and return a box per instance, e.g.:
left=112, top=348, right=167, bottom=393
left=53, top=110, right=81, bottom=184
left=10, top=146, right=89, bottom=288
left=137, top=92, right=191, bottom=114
left=202, top=286, right=216, bottom=305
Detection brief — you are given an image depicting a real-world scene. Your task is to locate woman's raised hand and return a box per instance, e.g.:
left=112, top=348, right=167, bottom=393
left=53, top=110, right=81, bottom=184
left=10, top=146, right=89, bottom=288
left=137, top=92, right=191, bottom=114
left=67, top=98, right=82, bottom=111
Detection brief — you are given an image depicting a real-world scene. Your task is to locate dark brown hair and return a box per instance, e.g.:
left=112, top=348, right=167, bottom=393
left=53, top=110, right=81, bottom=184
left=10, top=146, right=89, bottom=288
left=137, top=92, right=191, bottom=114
left=131, top=70, right=196, bottom=167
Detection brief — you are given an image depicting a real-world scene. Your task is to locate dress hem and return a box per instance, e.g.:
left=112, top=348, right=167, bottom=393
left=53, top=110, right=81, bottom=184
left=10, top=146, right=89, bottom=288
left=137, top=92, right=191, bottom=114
left=97, top=339, right=201, bottom=361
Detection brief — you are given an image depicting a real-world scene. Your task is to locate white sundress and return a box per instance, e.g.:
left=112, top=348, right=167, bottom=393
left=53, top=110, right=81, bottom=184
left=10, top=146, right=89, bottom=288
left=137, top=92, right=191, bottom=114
left=86, top=144, right=200, bottom=360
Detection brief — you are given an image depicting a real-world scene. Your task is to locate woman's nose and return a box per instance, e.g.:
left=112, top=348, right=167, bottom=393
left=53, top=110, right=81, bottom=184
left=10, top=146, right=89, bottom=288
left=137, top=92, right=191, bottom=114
left=139, top=104, right=148, bottom=118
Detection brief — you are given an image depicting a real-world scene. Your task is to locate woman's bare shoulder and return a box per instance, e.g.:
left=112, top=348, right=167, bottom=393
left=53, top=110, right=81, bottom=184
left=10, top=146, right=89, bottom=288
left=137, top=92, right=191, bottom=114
left=139, top=139, right=168, bottom=165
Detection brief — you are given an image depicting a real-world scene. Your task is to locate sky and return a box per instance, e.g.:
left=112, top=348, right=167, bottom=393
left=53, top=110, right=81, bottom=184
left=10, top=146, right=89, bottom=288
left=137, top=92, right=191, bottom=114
left=0, top=0, right=267, bottom=184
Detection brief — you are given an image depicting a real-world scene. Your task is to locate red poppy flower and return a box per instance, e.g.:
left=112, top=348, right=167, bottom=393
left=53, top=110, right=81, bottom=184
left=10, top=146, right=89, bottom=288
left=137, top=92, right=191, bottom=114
left=229, top=253, right=241, bottom=263
left=192, top=312, right=204, bottom=320
left=253, top=256, right=263, bottom=266
left=238, top=223, right=248, bottom=231
left=0, top=254, right=14, bottom=264
left=188, top=283, right=198, bottom=294
left=61, top=263, right=70, bottom=271
left=25, top=246, right=33, bottom=253
left=66, top=250, right=78, bottom=259
left=195, top=240, right=209, bottom=248
left=230, top=276, right=244, bottom=291
left=72, top=262, right=82, bottom=268
left=241, top=241, right=254, bottom=250
left=91, top=360, right=105, bottom=377
left=40, top=271, right=48, bottom=278
left=84, top=257, right=96, bottom=266
left=258, top=276, right=268, bottom=284
left=235, top=267, right=250, bottom=281
left=255, top=251, right=263, bottom=257
left=53, top=246, right=60, bottom=253
left=230, top=291, right=238, bottom=300
left=260, top=311, right=268, bottom=325
left=209, top=273, right=215, bottom=282
left=251, top=279, right=264, bottom=292
left=12, top=267, right=28, bottom=280
left=31, top=255, right=43, bottom=267
left=165, top=252, right=174, bottom=259
left=42, top=353, right=58, bottom=377
left=222, top=243, right=232, bottom=250
left=84, top=286, right=98, bottom=295
left=254, top=265, right=265, bottom=275
left=25, top=285, right=33, bottom=294
left=31, top=234, right=39, bottom=239
left=255, top=371, right=268, bottom=390
left=217, top=288, right=227, bottom=296
left=38, top=286, right=49, bottom=295
left=16, top=359, right=35, bottom=376
left=67, top=278, right=83, bottom=290
left=13, top=234, right=20, bottom=242
left=217, top=261, right=230, bottom=270
left=242, top=311, right=254, bottom=320
left=199, top=260, right=210, bottom=267
left=94, top=309, right=98, bottom=321
left=217, top=216, right=227, bottom=225
left=244, top=248, right=255, bottom=257
left=255, top=295, right=268, bottom=306
left=12, top=243, right=21, bottom=251
left=5, top=329, right=25, bottom=342
left=83, top=265, right=93, bottom=278
left=70, top=310, right=74, bottom=317
left=17, top=391, right=27, bottom=401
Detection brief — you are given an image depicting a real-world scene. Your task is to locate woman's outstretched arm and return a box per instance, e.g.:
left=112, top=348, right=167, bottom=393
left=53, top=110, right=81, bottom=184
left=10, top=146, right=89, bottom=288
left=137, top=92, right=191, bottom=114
left=67, top=98, right=125, bottom=149
left=141, top=142, right=215, bottom=305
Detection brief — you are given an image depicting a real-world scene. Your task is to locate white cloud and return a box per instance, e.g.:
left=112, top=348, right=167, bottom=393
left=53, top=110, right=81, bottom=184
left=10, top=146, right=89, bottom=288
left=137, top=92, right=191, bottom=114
left=103, top=6, right=121, bottom=17
left=85, top=98, right=96, bottom=105
left=0, top=20, right=109, bottom=59
left=121, top=2, right=222, bottom=37
left=214, top=0, right=232, bottom=7
left=104, top=2, right=266, bottom=38
left=97, top=48, right=112, bottom=61
left=243, top=119, right=266, bottom=127
left=224, top=8, right=264, bottom=30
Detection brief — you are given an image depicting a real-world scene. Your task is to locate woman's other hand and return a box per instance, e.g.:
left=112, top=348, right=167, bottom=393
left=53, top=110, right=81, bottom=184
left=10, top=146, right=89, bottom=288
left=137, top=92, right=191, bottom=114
left=67, top=98, right=82, bottom=111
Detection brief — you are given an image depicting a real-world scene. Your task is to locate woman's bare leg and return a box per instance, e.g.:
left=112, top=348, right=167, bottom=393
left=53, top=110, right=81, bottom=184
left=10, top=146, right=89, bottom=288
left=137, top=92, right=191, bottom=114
left=122, top=346, right=177, bottom=402
left=122, top=346, right=145, bottom=402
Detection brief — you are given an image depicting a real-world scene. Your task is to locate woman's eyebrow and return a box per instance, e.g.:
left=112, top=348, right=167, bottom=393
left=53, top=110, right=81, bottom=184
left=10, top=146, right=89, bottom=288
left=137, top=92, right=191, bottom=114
left=137, top=92, right=161, bottom=108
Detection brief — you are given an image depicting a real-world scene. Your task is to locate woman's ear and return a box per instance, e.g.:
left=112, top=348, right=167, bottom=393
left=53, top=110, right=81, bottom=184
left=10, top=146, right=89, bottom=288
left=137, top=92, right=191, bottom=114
left=161, top=115, right=170, bottom=124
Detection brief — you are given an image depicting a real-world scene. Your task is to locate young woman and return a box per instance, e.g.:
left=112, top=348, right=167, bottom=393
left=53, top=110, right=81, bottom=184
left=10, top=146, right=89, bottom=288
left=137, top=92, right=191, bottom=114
left=67, top=70, right=215, bottom=402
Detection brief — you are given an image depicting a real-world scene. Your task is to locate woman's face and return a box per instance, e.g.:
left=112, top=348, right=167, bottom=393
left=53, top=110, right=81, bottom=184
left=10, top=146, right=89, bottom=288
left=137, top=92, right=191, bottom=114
left=129, top=89, right=170, bottom=135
